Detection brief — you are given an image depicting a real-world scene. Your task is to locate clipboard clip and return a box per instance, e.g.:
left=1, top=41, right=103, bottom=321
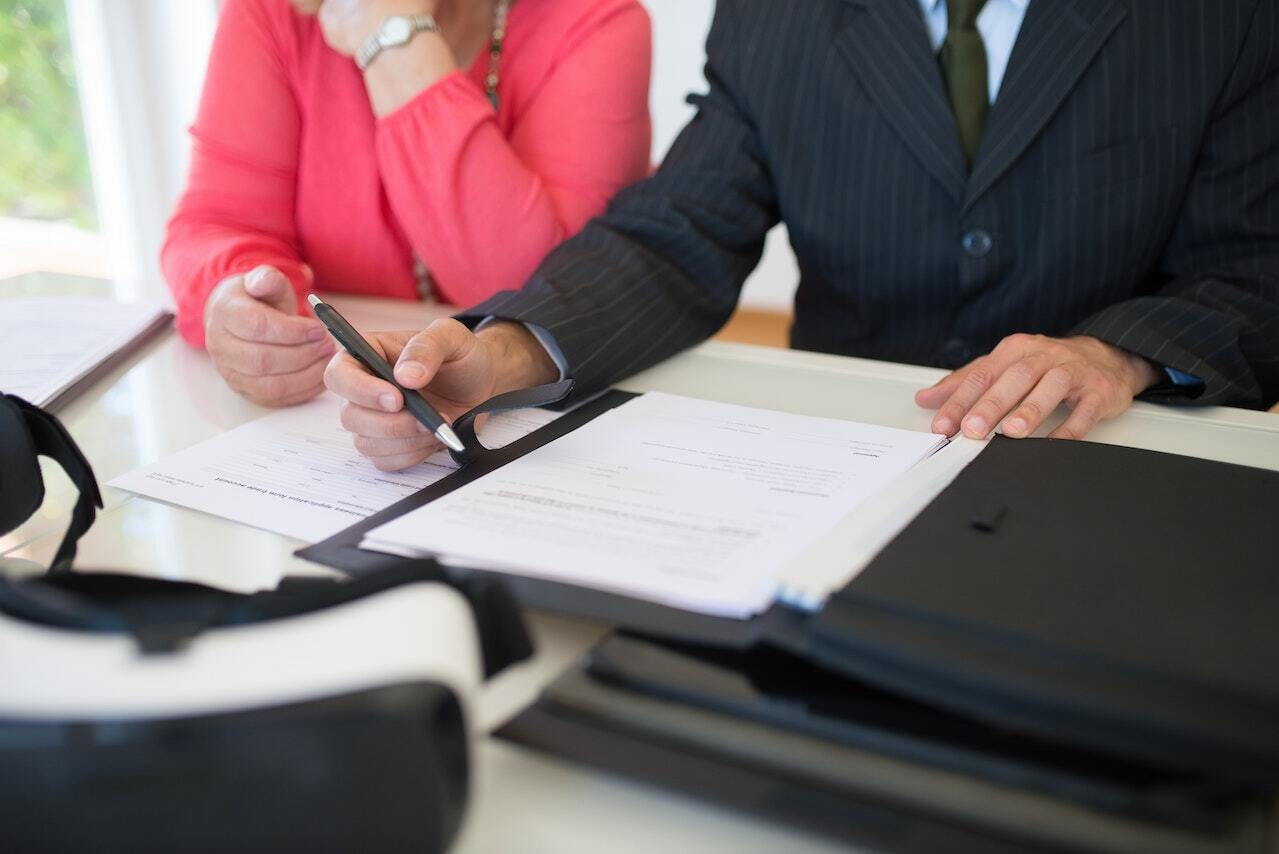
left=448, top=379, right=576, bottom=466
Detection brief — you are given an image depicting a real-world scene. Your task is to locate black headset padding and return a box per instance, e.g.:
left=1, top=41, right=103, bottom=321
left=0, top=394, right=102, bottom=570
left=0, top=395, right=531, bottom=673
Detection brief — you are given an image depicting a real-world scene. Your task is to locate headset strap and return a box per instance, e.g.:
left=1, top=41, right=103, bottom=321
left=0, top=395, right=103, bottom=572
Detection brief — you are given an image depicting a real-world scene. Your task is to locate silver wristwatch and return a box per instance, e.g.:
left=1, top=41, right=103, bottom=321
left=356, top=14, right=439, bottom=71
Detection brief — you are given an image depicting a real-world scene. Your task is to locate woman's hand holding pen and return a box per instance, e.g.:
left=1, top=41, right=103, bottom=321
left=325, top=318, right=557, bottom=471
left=203, top=265, right=335, bottom=408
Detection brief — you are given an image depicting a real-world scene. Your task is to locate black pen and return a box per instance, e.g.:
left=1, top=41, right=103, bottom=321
left=307, top=295, right=466, bottom=454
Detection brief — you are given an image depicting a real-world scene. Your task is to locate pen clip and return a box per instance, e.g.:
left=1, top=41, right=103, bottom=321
left=448, top=379, right=576, bottom=466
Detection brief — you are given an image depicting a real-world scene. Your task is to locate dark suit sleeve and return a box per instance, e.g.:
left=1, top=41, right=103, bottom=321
left=456, top=0, right=779, bottom=397
left=1073, top=0, right=1279, bottom=409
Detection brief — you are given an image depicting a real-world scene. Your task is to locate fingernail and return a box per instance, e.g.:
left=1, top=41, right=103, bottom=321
left=309, top=326, right=328, bottom=341
left=379, top=393, right=399, bottom=412
left=963, top=416, right=988, bottom=437
left=1004, top=417, right=1026, bottom=436
left=933, top=416, right=954, bottom=435
left=398, top=361, right=426, bottom=384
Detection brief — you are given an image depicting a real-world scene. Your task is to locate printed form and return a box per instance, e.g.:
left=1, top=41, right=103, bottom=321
left=110, top=394, right=560, bottom=543
left=363, top=392, right=947, bottom=618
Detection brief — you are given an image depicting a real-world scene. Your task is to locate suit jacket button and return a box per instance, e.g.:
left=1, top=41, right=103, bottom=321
left=944, top=338, right=972, bottom=364
left=962, top=229, right=993, bottom=258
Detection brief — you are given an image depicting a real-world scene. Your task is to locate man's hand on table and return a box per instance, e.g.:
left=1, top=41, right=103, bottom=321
left=325, top=319, right=558, bottom=471
left=204, top=265, right=335, bottom=407
left=916, top=334, right=1159, bottom=441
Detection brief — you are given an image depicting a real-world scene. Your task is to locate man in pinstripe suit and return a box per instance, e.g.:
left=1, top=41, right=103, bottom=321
left=327, top=0, right=1279, bottom=473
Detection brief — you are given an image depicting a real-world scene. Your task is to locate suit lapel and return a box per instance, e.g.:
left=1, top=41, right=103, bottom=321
left=963, top=0, right=1127, bottom=211
left=835, top=0, right=967, bottom=202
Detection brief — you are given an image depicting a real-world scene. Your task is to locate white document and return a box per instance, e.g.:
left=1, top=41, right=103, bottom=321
left=776, top=435, right=988, bottom=611
left=363, top=392, right=948, bottom=619
left=110, top=394, right=561, bottom=543
left=0, top=297, right=170, bottom=408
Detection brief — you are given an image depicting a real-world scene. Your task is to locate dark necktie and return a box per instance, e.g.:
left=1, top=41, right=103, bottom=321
left=938, top=0, right=989, bottom=167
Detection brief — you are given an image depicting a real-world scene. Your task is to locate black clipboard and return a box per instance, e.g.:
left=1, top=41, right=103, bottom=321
left=295, top=388, right=805, bottom=646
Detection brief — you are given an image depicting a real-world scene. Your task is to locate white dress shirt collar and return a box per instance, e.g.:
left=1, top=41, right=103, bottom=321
left=917, top=0, right=1032, bottom=103
left=919, top=0, right=1030, bottom=14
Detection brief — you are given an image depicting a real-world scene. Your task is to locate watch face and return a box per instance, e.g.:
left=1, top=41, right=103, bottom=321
left=380, top=16, right=413, bottom=46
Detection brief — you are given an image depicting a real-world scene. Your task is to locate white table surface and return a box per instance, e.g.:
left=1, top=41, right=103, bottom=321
left=3, top=274, right=1278, bottom=854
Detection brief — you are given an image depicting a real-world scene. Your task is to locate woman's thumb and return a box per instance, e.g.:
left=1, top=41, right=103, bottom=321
left=244, top=265, right=297, bottom=314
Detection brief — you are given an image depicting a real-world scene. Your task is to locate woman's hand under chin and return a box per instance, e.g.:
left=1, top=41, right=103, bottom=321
left=290, top=0, right=440, bottom=57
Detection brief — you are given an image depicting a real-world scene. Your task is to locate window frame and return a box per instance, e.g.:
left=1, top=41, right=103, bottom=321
left=64, top=0, right=217, bottom=300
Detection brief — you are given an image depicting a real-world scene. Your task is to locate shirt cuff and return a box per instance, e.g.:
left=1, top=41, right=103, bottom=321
left=1165, top=367, right=1204, bottom=388
left=475, top=316, right=570, bottom=382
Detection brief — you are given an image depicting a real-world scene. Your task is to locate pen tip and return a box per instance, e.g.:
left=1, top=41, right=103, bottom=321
left=437, top=423, right=466, bottom=454
left=306, top=294, right=322, bottom=308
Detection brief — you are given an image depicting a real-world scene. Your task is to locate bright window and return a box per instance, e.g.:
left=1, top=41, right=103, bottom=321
left=0, top=0, right=108, bottom=278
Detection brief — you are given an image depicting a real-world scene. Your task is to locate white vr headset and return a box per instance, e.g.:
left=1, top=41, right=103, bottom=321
left=0, top=393, right=533, bottom=854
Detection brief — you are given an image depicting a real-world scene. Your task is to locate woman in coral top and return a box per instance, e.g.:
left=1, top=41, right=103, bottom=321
left=163, top=0, right=651, bottom=406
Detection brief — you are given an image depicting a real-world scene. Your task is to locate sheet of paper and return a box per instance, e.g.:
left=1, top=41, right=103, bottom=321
left=363, top=392, right=947, bottom=619
left=776, top=435, right=988, bottom=611
left=0, top=297, right=170, bottom=407
left=110, top=394, right=561, bottom=543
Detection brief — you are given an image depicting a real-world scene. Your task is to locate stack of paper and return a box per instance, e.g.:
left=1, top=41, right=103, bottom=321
left=362, top=392, right=949, bottom=619
left=0, top=297, right=171, bottom=409
left=110, top=395, right=561, bottom=543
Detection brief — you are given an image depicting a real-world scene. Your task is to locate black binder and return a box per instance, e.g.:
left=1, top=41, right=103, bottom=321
left=300, top=390, right=1279, bottom=850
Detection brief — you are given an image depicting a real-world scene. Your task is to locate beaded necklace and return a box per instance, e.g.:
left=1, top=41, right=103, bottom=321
left=485, top=0, right=512, bottom=111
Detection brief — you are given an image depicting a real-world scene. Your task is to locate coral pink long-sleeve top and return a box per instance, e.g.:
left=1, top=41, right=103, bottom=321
left=162, top=0, right=652, bottom=347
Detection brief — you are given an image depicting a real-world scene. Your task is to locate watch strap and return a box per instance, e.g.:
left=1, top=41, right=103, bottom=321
left=356, top=14, right=439, bottom=72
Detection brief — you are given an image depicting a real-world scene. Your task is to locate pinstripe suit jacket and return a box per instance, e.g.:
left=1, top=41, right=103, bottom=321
left=462, top=0, right=1279, bottom=408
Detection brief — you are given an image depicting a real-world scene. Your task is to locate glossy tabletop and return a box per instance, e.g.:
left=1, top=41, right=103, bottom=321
left=3, top=273, right=1278, bottom=853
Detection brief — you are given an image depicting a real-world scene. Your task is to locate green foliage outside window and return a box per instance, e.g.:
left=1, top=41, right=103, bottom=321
left=0, top=0, right=97, bottom=228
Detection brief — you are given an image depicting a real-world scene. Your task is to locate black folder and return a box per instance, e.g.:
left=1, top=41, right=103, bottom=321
left=498, top=632, right=1277, bottom=853
left=505, top=437, right=1279, bottom=852
left=301, top=390, right=1279, bottom=849
left=804, top=435, right=1279, bottom=787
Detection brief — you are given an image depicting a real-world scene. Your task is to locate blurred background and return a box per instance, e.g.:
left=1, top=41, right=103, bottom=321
left=0, top=0, right=797, bottom=341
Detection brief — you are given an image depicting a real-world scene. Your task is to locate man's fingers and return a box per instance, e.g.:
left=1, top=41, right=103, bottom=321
left=1001, top=366, right=1074, bottom=438
left=394, top=319, right=476, bottom=388
left=929, top=360, right=1001, bottom=437
left=325, top=352, right=403, bottom=412
left=960, top=355, right=1051, bottom=439
left=352, top=433, right=441, bottom=461
left=243, top=265, right=300, bottom=315
left=917, top=334, right=1139, bottom=442
left=339, top=400, right=428, bottom=440
left=224, top=295, right=327, bottom=345
left=212, top=337, right=335, bottom=378
left=1048, top=394, right=1105, bottom=440
left=915, top=370, right=965, bottom=410
left=368, top=449, right=438, bottom=473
